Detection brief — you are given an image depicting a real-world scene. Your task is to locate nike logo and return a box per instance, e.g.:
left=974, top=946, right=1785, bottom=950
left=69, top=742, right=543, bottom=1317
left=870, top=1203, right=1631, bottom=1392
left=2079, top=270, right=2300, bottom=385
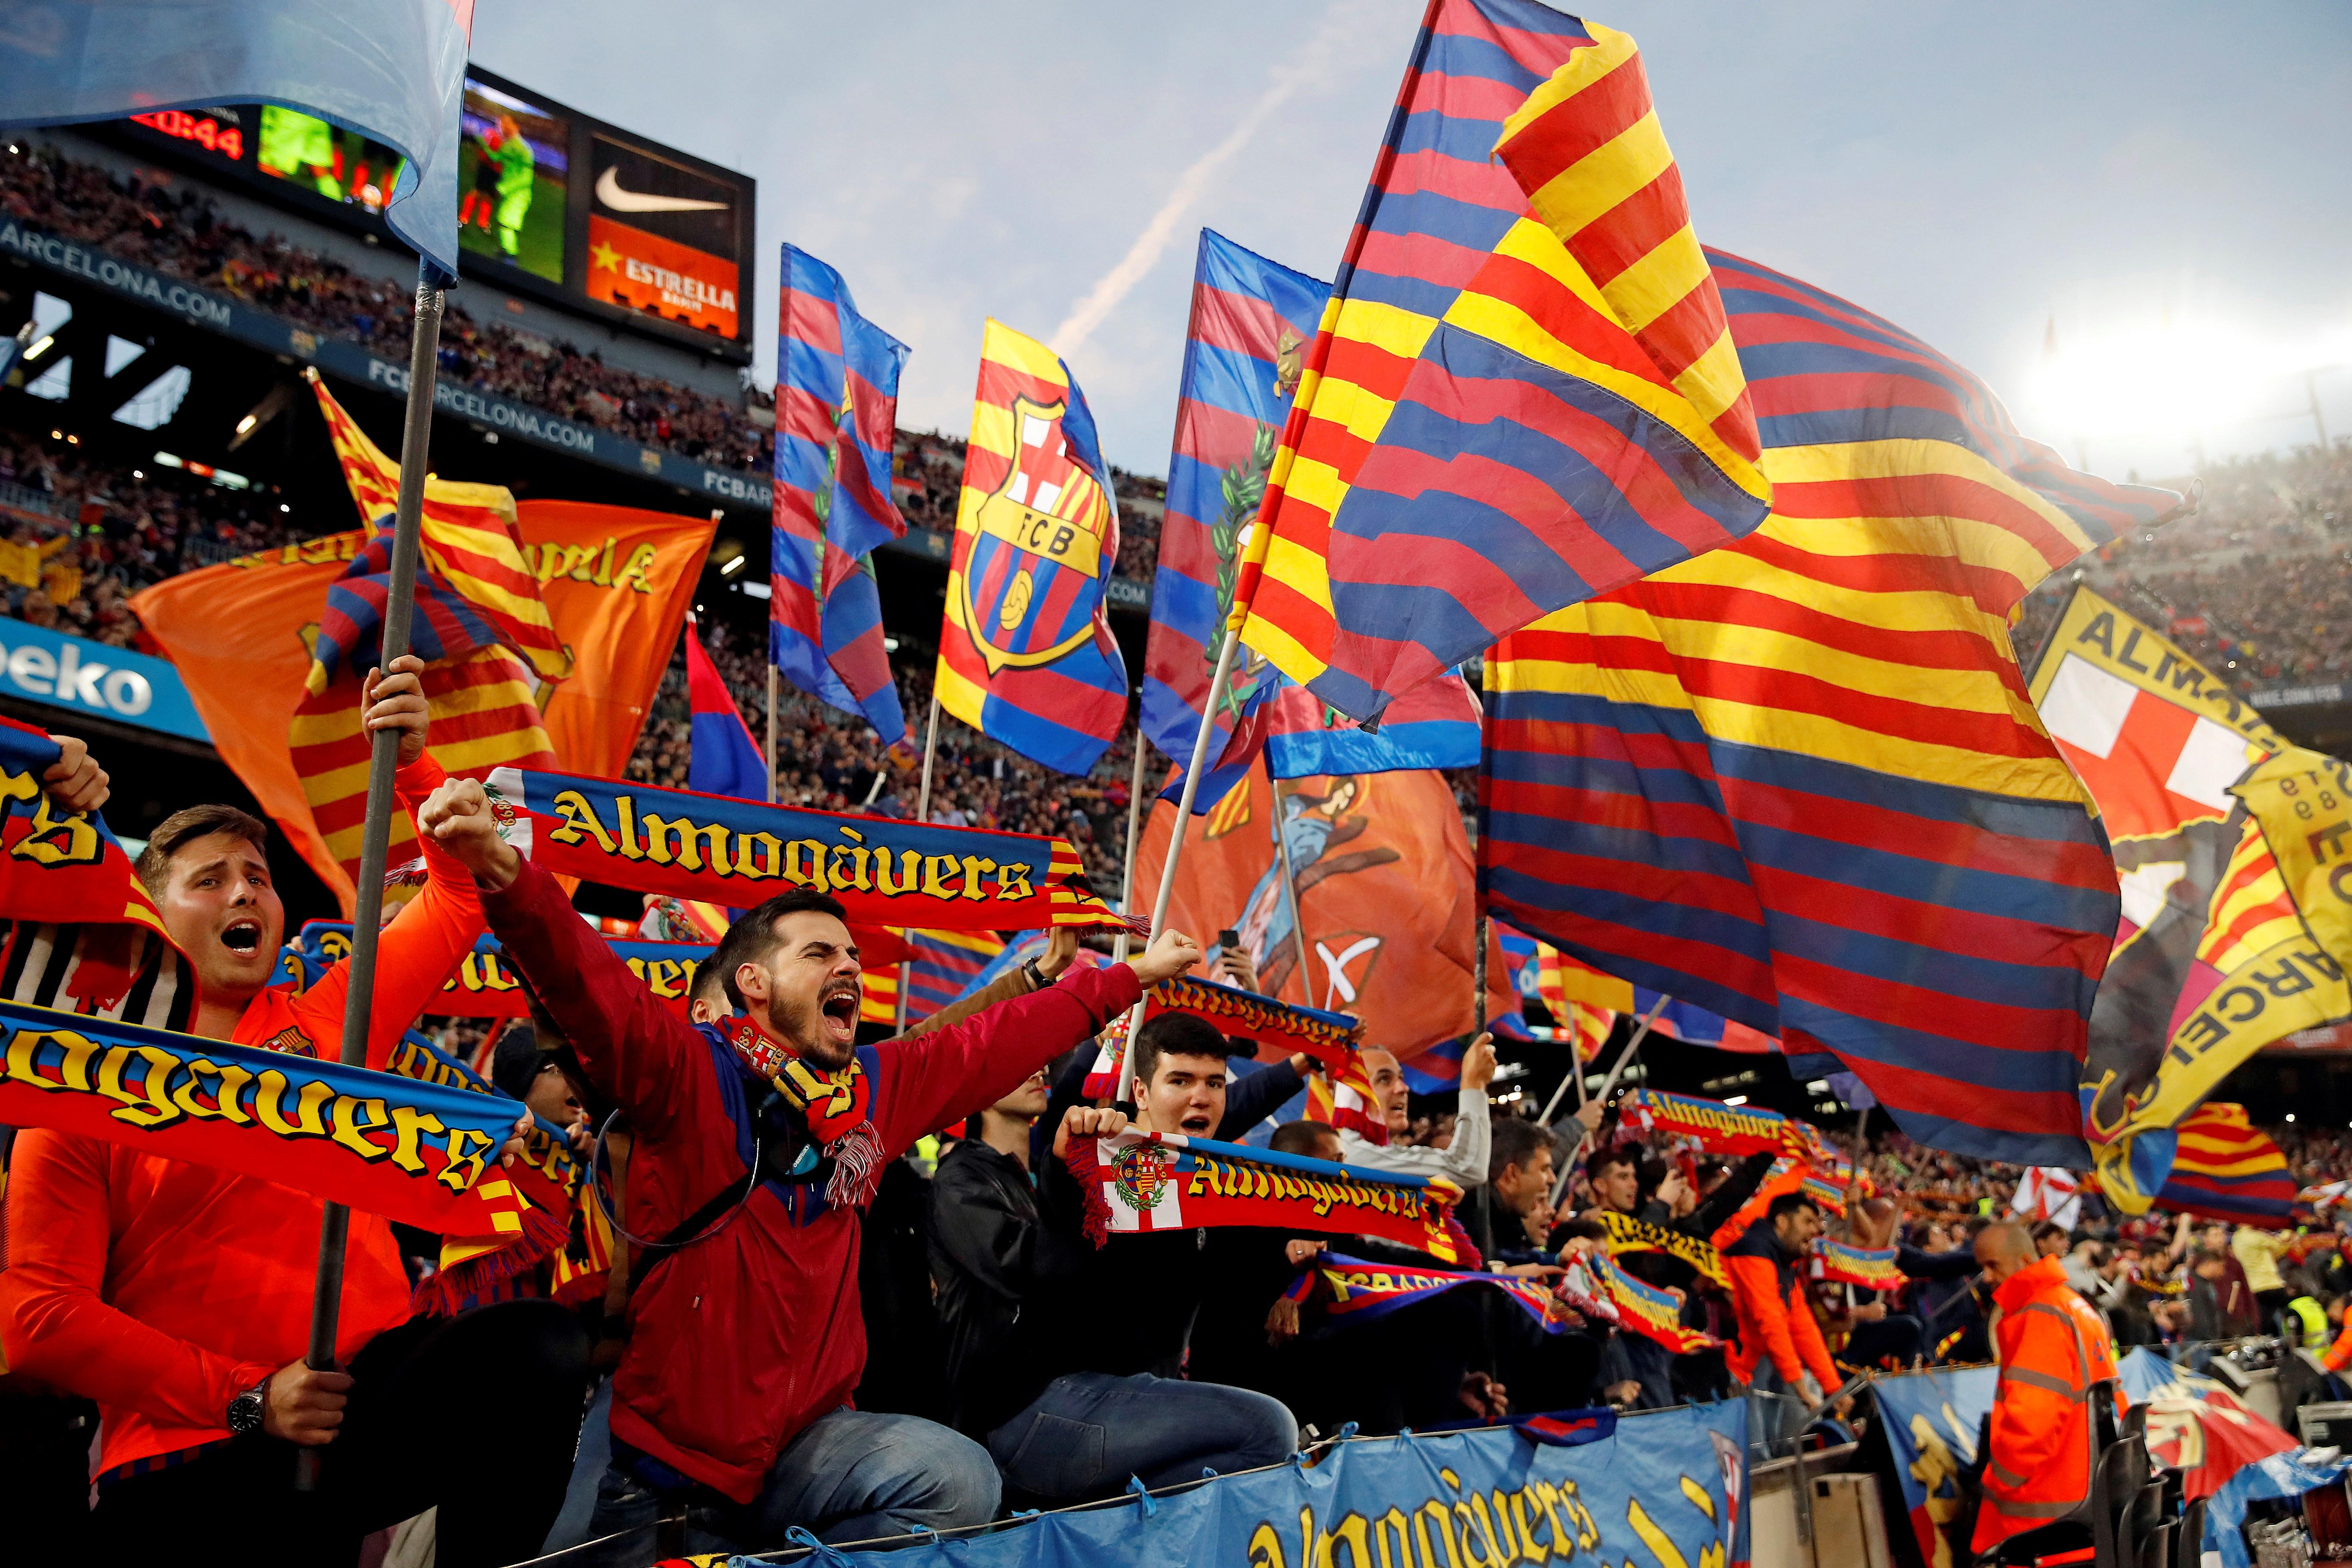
left=596, top=167, right=728, bottom=215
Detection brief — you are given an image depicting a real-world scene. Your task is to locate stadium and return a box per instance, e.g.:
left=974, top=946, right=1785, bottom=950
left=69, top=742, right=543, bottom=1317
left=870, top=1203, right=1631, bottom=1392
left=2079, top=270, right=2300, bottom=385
left=3, top=9, right=2352, bottom=1568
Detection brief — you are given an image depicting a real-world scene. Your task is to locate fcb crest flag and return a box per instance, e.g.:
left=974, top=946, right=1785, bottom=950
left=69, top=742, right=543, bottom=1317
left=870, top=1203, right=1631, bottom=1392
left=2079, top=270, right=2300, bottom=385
left=1230, top=1, right=1773, bottom=724
left=1480, top=250, right=2180, bottom=1169
left=937, top=320, right=1129, bottom=776
left=772, top=245, right=913, bottom=745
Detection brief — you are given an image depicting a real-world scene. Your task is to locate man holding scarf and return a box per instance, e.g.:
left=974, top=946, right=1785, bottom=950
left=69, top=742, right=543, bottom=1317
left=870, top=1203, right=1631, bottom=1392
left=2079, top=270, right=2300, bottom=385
left=2, top=659, right=593, bottom=1565
left=414, top=774, right=1201, bottom=1554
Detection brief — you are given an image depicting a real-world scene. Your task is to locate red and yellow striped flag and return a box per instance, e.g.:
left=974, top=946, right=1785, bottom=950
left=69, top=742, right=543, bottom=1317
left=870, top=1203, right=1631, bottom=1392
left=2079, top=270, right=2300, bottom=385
left=291, top=644, right=557, bottom=883
left=305, top=370, right=574, bottom=690
left=1229, top=3, right=1771, bottom=724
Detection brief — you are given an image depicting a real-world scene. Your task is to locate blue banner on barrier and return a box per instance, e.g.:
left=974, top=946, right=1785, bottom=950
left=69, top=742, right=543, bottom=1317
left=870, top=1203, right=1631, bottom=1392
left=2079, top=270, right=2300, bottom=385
left=1872, top=1365, right=1996, bottom=1568
left=801, top=1402, right=1750, bottom=1568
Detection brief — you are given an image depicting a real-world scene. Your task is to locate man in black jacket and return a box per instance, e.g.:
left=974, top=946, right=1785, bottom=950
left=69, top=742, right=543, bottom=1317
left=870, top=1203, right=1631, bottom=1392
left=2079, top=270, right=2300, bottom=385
left=928, top=1012, right=1299, bottom=1503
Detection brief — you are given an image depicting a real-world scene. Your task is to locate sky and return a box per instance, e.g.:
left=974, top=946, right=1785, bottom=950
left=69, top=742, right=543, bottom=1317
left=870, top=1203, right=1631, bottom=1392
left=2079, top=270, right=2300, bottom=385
left=471, top=1, right=2352, bottom=485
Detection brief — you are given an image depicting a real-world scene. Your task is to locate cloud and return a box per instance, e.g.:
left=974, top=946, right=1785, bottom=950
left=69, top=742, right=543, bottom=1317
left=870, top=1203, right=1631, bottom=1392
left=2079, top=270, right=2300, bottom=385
left=1048, top=0, right=1375, bottom=358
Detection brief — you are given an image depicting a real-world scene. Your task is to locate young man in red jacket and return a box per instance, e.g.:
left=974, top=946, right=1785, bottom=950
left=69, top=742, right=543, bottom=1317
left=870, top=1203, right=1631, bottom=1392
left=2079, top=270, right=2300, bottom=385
left=1, top=658, right=592, bottom=1565
left=415, top=774, right=1201, bottom=1554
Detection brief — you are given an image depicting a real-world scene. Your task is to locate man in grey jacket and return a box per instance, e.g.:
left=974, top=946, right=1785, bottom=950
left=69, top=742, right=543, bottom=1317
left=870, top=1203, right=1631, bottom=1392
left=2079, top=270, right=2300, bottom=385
left=1344, top=1034, right=1499, bottom=1188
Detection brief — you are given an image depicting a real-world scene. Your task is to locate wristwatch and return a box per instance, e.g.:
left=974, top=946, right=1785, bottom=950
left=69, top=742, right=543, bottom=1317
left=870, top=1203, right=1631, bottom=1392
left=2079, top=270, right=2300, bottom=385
left=1020, top=958, right=1051, bottom=991
left=226, top=1376, right=270, bottom=1437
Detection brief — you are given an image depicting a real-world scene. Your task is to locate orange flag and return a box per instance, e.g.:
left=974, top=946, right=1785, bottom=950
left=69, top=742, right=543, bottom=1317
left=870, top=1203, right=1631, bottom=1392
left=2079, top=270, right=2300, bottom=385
left=1130, top=764, right=1511, bottom=1081
left=132, top=502, right=715, bottom=912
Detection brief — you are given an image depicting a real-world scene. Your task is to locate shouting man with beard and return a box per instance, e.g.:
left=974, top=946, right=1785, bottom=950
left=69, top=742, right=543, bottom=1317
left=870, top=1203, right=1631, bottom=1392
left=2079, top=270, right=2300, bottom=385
left=1, top=656, right=594, bottom=1565
left=413, top=773, right=1202, bottom=1556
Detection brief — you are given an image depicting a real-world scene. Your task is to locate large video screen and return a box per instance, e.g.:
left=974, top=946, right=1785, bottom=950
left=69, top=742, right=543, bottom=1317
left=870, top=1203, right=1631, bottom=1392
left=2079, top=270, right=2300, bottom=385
left=584, top=135, right=743, bottom=339
left=457, top=75, right=570, bottom=285
left=255, top=106, right=406, bottom=215
left=105, top=69, right=755, bottom=355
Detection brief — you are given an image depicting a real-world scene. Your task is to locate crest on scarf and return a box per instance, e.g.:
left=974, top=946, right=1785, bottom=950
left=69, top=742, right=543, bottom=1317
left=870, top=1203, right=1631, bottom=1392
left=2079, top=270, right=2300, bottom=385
left=1113, top=1141, right=1174, bottom=1214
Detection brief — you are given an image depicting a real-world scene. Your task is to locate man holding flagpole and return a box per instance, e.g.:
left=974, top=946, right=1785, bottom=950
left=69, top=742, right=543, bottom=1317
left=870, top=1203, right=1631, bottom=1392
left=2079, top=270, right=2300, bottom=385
left=1, top=665, right=595, bottom=1563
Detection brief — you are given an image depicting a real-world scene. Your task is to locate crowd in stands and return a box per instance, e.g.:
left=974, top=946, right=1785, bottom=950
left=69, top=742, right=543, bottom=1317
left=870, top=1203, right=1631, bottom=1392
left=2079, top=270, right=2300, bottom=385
left=9, top=656, right=2352, bottom=1556
left=0, top=141, right=774, bottom=473
left=1, top=139, right=1181, bottom=584
left=0, top=426, right=303, bottom=643
left=2014, top=439, right=2352, bottom=695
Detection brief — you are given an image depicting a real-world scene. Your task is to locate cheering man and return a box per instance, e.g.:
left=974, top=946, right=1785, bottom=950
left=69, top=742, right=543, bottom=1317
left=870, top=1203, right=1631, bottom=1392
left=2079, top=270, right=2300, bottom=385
left=413, top=773, right=1200, bottom=1553
left=2, top=657, right=593, bottom=1565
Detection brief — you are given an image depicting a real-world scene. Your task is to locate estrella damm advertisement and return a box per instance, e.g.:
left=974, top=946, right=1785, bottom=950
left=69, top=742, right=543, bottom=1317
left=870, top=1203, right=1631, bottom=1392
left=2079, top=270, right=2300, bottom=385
left=486, top=765, right=1128, bottom=935
left=0, top=998, right=533, bottom=1233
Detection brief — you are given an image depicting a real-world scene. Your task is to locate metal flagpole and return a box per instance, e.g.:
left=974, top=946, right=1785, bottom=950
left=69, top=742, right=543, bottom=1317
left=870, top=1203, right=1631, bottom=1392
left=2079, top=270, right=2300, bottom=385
left=765, top=665, right=778, bottom=804
left=1471, top=912, right=1489, bottom=1039
left=1148, top=624, right=1238, bottom=931
left=1271, top=770, right=1320, bottom=1008
left=1110, top=621, right=1245, bottom=1099
left=1113, top=724, right=1147, bottom=965
left=296, top=261, right=447, bottom=1490
left=896, top=691, right=942, bottom=1033
left=1550, top=993, right=1669, bottom=1209
left=1535, top=1042, right=1581, bottom=1127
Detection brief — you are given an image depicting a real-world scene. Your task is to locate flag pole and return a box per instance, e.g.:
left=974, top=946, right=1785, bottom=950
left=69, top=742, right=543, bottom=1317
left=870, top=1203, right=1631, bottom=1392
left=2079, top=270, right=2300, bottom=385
left=1147, top=623, right=1238, bottom=931
left=1113, top=720, right=1146, bottom=966
left=1472, top=912, right=1489, bottom=1042
left=1271, top=767, right=1322, bottom=1009
left=296, top=260, right=447, bottom=1490
left=765, top=664, right=778, bottom=805
left=1114, top=621, right=1243, bottom=1097
left=897, top=690, right=942, bottom=1032
left=1550, top=994, right=1668, bottom=1208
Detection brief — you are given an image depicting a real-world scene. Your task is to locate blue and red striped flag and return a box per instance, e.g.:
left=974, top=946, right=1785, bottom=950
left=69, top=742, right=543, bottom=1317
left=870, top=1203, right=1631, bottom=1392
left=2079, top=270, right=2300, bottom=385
left=1140, top=229, right=1480, bottom=815
left=2154, top=1103, right=2295, bottom=1229
left=899, top=928, right=1007, bottom=1023
left=935, top=321, right=1129, bottom=776
left=1141, top=229, right=1326, bottom=790
left=683, top=619, right=766, bottom=801
left=772, top=244, right=912, bottom=746
left=1230, top=3, right=1773, bottom=724
left=1522, top=932, right=1777, bottom=1053
left=1479, top=250, right=2180, bottom=1167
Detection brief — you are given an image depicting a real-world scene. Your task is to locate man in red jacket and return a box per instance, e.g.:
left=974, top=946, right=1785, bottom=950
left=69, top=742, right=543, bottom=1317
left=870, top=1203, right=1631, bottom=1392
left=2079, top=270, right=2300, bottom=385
left=415, top=774, right=1201, bottom=1554
left=2, top=658, right=591, bottom=1565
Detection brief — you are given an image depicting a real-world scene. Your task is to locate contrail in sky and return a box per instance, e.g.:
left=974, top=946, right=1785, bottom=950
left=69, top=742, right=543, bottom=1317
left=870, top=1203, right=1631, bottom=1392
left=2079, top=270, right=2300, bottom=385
left=1050, top=0, right=1373, bottom=357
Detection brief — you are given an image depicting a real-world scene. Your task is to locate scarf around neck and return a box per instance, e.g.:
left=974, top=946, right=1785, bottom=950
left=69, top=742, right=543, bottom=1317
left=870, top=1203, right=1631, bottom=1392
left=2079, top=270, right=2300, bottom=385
left=720, top=1014, right=883, bottom=1210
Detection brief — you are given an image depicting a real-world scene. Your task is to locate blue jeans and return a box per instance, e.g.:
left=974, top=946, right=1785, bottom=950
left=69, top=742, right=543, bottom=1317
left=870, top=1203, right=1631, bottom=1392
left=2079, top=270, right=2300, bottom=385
left=583, top=1408, right=998, bottom=1562
left=986, top=1372, right=1298, bottom=1500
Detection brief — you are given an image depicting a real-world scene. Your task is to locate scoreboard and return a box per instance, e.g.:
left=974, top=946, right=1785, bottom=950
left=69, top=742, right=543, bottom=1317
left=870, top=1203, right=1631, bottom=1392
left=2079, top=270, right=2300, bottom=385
left=108, top=67, right=756, bottom=364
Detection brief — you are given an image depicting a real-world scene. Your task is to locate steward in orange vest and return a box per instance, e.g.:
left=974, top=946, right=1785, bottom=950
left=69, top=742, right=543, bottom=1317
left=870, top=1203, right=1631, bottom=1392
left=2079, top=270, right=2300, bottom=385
left=1971, top=1221, right=2123, bottom=1555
